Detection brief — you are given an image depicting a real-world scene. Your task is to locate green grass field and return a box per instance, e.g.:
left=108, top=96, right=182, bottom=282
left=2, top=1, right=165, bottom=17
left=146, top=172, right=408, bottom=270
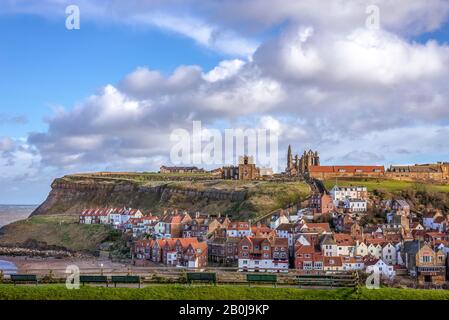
left=323, top=178, right=449, bottom=193
left=0, top=284, right=448, bottom=300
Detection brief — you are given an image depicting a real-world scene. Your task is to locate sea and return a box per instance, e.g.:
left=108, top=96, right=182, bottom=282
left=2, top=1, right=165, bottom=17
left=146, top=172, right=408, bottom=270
left=0, top=204, right=37, bottom=274
left=0, top=204, right=37, bottom=228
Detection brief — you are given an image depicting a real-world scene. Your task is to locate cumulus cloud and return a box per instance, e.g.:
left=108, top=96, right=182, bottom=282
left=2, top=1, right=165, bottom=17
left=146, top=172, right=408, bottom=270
left=1, top=0, right=448, bottom=179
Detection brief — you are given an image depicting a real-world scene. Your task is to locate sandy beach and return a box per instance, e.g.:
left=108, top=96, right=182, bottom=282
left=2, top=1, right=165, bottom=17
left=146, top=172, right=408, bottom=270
left=0, top=255, right=130, bottom=276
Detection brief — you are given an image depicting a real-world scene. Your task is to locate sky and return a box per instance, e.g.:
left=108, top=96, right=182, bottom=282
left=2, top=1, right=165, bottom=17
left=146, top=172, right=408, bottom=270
left=1, top=0, right=449, bottom=204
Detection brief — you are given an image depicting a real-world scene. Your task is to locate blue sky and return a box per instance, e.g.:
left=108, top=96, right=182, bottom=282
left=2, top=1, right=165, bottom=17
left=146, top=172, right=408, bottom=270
left=0, top=14, right=221, bottom=136
left=1, top=1, right=449, bottom=204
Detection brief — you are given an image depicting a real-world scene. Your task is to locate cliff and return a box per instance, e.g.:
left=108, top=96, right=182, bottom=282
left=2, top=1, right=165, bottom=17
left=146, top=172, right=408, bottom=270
left=31, top=173, right=311, bottom=219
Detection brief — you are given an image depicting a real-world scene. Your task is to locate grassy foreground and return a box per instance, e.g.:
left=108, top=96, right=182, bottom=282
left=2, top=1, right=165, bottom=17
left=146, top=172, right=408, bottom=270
left=1, top=284, right=449, bottom=300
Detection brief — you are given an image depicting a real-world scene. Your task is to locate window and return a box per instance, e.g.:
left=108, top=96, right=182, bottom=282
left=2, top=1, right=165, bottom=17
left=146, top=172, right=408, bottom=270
left=422, top=255, right=432, bottom=263
left=242, top=246, right=249, bottom=250
left=263, top=246, right=270, bottom=250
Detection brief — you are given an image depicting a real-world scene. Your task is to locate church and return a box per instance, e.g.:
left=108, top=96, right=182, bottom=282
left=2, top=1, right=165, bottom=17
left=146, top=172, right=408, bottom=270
left=285, top=145, right=320, bottom=177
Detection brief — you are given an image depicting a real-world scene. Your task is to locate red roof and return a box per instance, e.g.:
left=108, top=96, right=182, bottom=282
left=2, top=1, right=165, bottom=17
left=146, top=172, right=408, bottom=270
left=309, top=165, right=385, bottom=173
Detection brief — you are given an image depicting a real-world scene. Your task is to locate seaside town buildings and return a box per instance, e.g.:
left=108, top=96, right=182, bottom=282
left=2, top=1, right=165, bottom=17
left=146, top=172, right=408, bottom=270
left=79, top=190, right=449, bottom=285
left=77, top=145, right=449, bottom=284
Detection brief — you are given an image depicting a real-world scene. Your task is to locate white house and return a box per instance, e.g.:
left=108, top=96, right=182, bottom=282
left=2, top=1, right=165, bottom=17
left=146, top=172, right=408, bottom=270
left=382, top=243, right=397, bottom=265
left=109, top=208, right=123, bottom=227
left=342, top=256, right=365, bottom=271
left=227, top=221, right=252, bottom=237
left=238, top=258, right=289, bottom=273
left=365, top=258, right=395, bottom=278
left=344, top=199, right=367, bottom=213
left=321, top=235, right=338, bottom=257
left=270, top=214, right=289, bottom=230
left=330, top=186, right=368, bottom=202
left=367, top=243, right=382, bottom=259
left=423, top=214, right=447, bottom=232
left=355, top=242, right=368, bottom=257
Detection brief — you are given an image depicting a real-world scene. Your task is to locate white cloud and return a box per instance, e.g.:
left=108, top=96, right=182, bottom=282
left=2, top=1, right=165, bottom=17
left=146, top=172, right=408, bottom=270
left=255, top=26, right=449, bottom=86
left=1, top=0, right=448, bottom=183
left=203, top=59, right=245, bottom=82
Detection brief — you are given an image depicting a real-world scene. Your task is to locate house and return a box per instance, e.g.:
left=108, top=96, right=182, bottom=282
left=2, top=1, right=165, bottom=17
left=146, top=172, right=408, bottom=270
left=401, top=240, right=446, bottom=284
left=342, top=256, right=364, bottom=271
left=364, top=256, right=395, bottom=278
left=79, top=208, right=112, bottom=225
left=151, top=239, right=167, bottom=263
left=320, top=234, right=337, bottom=257
left=294, top=245, right=324, bottom=273
left=134, top=239, right=153, bottom=260
left=300, top=222, right=332, bottom=234
left=392, top=199, right=411, bottom=216
left=366, top=243, right=383, bottom=259
left=227, top=221, right=252, bottom=238
left=424, top=232, right=448, bottom=246
left=269, top=211, right=289, bottom=229
left=109, top=208, right=123, bottom=227
left=238, top=236, right=289, bottom=272
left=423, top=211, right=447, bottom=231
left=275, top=223, right=295, bottom=253
left=182, top=216, right=210, bottom=239
left=323, top=256, right=343, bottom=272
left=355, top=241, right=369, bottom=257
left=330, top=185, right=368, bottom=202
left=107, top=207, right=143, bottom=228
left=334, top=233, right=355, bottom=257
left=415, top=243, right=446, bottom=285
left=158, top=213, right=192, bottom=238
left=309, top=193, right=335, bottom=215
left=344, top=199, right=367, bottom=213
left=252, top=225, right=276, bottom=238
left=207, top=230, right=241, bottom=265
left=182, top=242, right=208, bottom=268
left=79, top=208, right=95, bottom=225
left=381, top=243, right=397, bottom=265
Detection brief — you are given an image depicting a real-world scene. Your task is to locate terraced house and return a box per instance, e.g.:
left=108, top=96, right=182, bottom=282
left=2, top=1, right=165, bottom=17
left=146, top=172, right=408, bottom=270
left=238, top=236, right=289, bottom=272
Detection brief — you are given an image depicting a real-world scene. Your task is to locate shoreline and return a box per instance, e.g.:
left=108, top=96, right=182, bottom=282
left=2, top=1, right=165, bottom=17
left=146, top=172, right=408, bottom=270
left=0, top=255, right=130, bottom=275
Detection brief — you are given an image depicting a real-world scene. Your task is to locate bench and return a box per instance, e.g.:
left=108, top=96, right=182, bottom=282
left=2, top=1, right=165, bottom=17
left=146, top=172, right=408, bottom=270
left=296, top=274, right=358, bottom=288
left=10, top=274, right=38, bottom=286
left=246, top=274, right=277, bottom=287
left=186, top=272, right=217, bottom=285
left=111, top=275, right=141, bottom=288
left=80, top=275, right=109, bottom=287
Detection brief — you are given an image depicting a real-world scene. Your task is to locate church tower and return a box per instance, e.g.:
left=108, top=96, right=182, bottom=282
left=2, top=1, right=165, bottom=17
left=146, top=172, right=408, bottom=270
left=287, top=144, right=293, bottom=170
